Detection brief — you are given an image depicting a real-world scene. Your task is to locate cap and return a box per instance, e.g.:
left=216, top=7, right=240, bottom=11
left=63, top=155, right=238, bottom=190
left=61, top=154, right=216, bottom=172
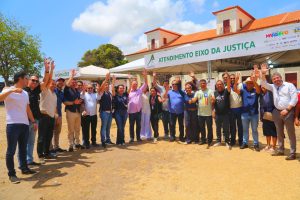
left=55, top=77, right=65, bottom=82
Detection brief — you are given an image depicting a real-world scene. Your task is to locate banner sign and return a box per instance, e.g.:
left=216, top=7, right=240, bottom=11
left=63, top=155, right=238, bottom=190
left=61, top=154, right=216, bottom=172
left=145, top=23, right=300, bottom=69
left=54, top=69, right=80, bottom=79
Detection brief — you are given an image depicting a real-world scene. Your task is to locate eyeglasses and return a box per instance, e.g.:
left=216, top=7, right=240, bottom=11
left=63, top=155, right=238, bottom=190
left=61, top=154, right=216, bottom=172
left=230, top=78, right=235, bottom=80
left=77, top=85, right=83, bottom=87
left=87, top=88, right=93, bottom=90
left=31, top=79, right=39, bottom=83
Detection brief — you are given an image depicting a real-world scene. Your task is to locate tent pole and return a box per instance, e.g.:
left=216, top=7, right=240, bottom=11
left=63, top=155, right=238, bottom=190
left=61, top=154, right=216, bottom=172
left=207, top=61, right=212, bottom=83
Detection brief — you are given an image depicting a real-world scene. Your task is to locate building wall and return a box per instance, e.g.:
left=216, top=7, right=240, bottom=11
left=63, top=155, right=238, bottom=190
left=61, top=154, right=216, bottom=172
left=215, top=9, right=237, bottom=35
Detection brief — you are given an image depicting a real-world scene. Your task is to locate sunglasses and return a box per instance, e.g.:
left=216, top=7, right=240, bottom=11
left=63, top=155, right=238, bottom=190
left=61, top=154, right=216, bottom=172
left=31, top=79, right=39, bottom=83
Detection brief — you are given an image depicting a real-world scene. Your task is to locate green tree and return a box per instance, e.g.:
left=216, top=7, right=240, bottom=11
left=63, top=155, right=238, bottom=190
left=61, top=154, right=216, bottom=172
left=0, top=14, right=43, bottom=86
left=78, top=44, right=128, bottom=69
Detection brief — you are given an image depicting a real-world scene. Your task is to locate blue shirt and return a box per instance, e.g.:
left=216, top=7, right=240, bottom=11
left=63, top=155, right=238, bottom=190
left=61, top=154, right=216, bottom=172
left=113, top=93, right=128, bottom=111
left=168, top=90, right=184, bottom=114
left=260, top=91, right=275, bottom=118
left=240, top=86, right=259, bottom=115
left=184, top=93, right=197, bottom=110
left=55, top=88, right=64, bottom=117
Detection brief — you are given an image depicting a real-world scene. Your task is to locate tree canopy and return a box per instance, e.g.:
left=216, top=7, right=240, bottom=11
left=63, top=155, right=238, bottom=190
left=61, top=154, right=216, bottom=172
left=0, top=14, right=43, bottom=86
left=78, top=44, right=128, bottom=69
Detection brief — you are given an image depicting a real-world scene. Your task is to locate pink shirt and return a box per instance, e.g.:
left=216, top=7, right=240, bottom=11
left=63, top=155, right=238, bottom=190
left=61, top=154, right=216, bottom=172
left=128, top=83, right=147, bottom=114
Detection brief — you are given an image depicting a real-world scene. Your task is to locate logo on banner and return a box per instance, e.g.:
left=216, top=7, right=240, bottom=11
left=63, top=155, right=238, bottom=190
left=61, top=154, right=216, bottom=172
left=147, top=54, right=155, bottom=67
left=294, top=27, right=300, bottom=33
left=265, top=30, right=289, bottom=38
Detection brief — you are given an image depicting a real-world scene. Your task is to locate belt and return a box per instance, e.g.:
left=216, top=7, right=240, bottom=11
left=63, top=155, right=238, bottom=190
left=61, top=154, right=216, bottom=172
left=186, top=108, right=197, bottom=111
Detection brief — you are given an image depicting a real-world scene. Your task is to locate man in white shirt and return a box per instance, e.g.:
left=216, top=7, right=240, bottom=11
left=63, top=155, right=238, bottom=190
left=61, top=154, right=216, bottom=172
left=81, top=84, right=102, bottom=148
left=0, top=71, right=37, bottom=184
left=37, top=63, right=57, bottom=164
left=260, top=63, right=298, bottom=160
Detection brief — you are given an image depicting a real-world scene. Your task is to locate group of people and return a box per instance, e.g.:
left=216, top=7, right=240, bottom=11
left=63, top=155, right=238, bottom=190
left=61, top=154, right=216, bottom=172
left=1, top=59, right=300, bottom=184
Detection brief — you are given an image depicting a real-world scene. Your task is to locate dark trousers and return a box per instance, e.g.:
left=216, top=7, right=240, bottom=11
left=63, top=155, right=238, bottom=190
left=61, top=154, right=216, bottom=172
left=150, top=113, right=160, bottom=138
left=215, top=114, right=230, bottom=143
left=170, top=112, right=184, bottom=140
left=230, top=110, right=243, bottom=145
left=115, top=110, right=128, bottom=144
left=198, top=116, right=213, bottom=144
left=184, top=110, right=198, bottom=143
left=129, top=111, right=141, bottom=140
left=37, top=114, right=55, bottom=158
left=81, top=115, right=97, bottom=146
left=6, top=124, right=29, bottom=176
left=161, top=110, right=170, bottom=136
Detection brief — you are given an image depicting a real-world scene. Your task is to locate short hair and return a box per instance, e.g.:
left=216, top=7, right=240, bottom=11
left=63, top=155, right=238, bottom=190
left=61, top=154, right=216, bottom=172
left=31, top=74, right=39, bottom=79
left=230, top=74, right=235, bottom=77
left=199, top=79, right=206, bottom=83
left=77, top=80, right=83, bottom=85
left=216, top=80, right=223, bottom=85
left=150, top=87, right=158, bottom=92
left=163, top=80, right=169, bottom=84
left=271, top=72, right=282, bottom=79
left=13, top=71, right=27, bottom=84
left=222, top=73, right=228, bottom=77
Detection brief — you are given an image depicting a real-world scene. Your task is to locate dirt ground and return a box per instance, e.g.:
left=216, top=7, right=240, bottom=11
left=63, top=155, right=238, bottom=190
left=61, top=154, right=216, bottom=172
left=0, top=106, right=300, bottom=200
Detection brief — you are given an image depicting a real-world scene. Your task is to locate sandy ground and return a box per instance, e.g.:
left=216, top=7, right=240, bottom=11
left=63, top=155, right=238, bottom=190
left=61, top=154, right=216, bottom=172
left=0, top=106, right=300, bottom=200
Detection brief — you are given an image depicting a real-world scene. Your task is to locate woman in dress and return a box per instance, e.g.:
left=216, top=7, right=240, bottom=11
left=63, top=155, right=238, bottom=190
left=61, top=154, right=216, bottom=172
left=140, top=86, right=152, bottom=140
left=260, top=86, right=277, bottom=152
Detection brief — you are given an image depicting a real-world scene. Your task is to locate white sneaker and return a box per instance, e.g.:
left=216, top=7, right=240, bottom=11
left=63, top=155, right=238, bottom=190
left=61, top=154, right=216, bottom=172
left=226, top=143, right=232, bottom=150
left=153, top=138, right=158, bottom=143
left=39, top=157, right=45, bottom=164
left=213, top=142, right=221, bottom=147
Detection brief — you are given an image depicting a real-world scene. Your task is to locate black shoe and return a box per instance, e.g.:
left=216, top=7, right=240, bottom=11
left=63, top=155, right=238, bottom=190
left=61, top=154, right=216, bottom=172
left=199, top=141, right=207, bottom=145
left=28, top=161, right=41, bottom=166
left=102, top=143, right=107, bottom=148
left=179, top=138, right=185, bottom=142
left=9, top=175, right=20, bottom=184
left=21, top=168, right=37, bottom=175
left=137, top=139, right=142, bottom=142
left=271, top=151, right=284, bottom=156
left=253, top=145, right=260, bottom=152
left=55, top=148, right=67, bottom=152
left=92, top=143, right=99, bottom=147
left=169, top=137, right=175, bottom=142
left=75, top=144, right=84, bottom=149
left=49, top=149, right=57, bottom=154
left=68, top=147, right=74, bottom=152
left=106, top=141, right=115, bottom=145
left=285, top=154, right=296, bottom=160
left=44, top=154, right=56, bottom=159
left=240, top=144, right=248, bottom=149
left=85, top=145, right=90, bottom=149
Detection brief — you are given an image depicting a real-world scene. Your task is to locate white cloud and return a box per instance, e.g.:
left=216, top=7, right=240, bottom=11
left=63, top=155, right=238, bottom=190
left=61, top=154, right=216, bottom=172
left=163, top=20, right=216, bottom=34
left=212, top=1, right=219, bottom=8
left=72, top=0, right=215, bottom=54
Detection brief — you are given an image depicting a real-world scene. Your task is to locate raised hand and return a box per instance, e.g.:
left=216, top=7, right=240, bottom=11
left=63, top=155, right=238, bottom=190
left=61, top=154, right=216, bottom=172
left=260, top=63, right=269, bottom=75
left=51, top=60, right=55, bottom=70
left=253, top=64, right=260, bottom=78
left=235, top=72, right=240, bottom=83
left=44, top=58, right=50, bottom=72
left=105, top=72, right=110, bottom=81
left=112, top=75, right=116, bottom=83
left=142, top=68, right=147, bottom=76
left=153, top=72, right=156, bottom=77
left=70, top=69, right=76, bottom=78
left=189, top=71, right=195, bottom=78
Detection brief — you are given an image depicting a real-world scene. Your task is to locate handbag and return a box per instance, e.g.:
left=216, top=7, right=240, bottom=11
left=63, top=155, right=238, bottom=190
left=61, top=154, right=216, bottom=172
left=263, top=111, right=273, bottom=121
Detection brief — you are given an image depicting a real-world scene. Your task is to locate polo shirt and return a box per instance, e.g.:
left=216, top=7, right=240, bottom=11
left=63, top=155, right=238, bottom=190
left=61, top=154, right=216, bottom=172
left=64, top=86, right=81, bottom=113
left=24, top=85, right=41, bottom=119
left=240, top=86, right=259, bottom=115
left=168, top=90, right=184, bottom=114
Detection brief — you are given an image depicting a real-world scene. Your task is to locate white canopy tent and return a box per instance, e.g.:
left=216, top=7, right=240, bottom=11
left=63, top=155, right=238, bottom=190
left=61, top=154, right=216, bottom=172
left=54, top=65, right=127, bottom=80
left=109, top=58, right=145, bottom=73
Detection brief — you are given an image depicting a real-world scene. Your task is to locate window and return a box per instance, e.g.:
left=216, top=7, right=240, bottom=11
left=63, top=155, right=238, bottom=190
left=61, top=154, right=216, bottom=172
left=163, top=38, right=167, bottom=45
left=223, top=19, right=230, bottom=34
left=239, top=19, right=243, bottom=29
left=151, top=39, right=155, bottom=49
left=285, top=73, right=297, bottom=88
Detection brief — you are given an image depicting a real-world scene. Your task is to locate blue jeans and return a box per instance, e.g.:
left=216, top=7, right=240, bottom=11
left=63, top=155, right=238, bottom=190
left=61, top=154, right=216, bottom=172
left=115, top=110, right=128, bottom=144
left=100, top=111, right=113, bottom=144
left=241, top=113, right=259, bottom=145
left=27, top=120, right=38, bottom=164
left=230, top=110, right=243, bottom=146
left=6, top=124, right=29, bottom=176
left=161, top=110, right=170, bottom=136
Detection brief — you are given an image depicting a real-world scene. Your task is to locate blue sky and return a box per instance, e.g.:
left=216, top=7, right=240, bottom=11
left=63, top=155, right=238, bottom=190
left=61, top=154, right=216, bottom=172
left=1, top=0, right=300, bottom=71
